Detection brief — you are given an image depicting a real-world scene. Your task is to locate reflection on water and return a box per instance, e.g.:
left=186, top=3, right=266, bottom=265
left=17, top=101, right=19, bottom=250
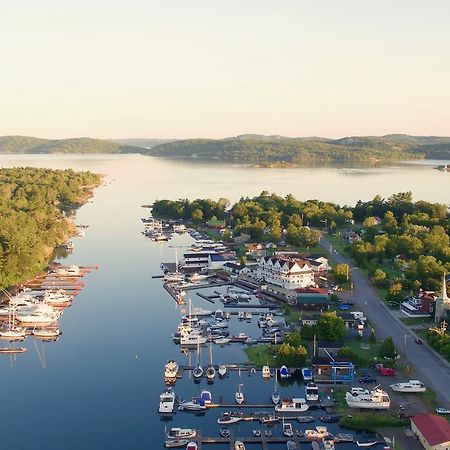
left=0, top=154, right=446, bottom=449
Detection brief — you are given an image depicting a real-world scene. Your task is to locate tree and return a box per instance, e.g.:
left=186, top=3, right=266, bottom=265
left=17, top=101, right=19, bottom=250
left=379, top=337, right=396, bottom=359
left=386, top=282, right=403, bottom=304
left=240, top=256, right=247, bottom=267
left=363, top=216, right=378, bottom=228
left=334, top=263, right=350, bottom=284
left=276, top=343, right=308, bottom=366
left=373, top=269, right=388, bottom=288
left=383, top=210, right=398, bottom=233
left=191, top=208, right=204, bottom=223
left=316, top=312, right=347, bottom=341
left=270, top=218, right=282, bottom=241
left=286, top=224, right=299, bottom=245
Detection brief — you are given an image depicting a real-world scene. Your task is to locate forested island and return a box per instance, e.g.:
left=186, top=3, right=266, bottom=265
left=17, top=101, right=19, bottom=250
left=1, top=134, right=450, bottom=163
left=147, top=134, right=450, bottom=164
left=0, top=167, right=101, bottom=289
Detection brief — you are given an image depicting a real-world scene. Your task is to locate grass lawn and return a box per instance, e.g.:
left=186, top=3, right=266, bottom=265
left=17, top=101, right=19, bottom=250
left=339, top=413, right=409, bottom=432
left=245, top=344, right=279, bottom=367
left=332, top=386, right=348, bottom=414
left=344, top=339, right=382, bottom=365
left=283, top=307, right=302, bottom=325
left=399, top=317, right=433, bottom=326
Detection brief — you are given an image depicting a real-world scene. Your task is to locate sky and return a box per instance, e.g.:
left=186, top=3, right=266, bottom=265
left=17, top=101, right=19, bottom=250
left=0, top=0, right=449, bottom=139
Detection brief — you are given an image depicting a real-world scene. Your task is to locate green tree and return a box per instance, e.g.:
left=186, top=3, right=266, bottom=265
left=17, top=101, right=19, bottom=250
left=379, top=337, right=396, bottom=359
left=334, top=263, right=350, bottom=284
left=386, top=282, right=403, bottom=304
left=191, top=208, right=204, bottom=223
left=316, top=312, right=347, bottom=341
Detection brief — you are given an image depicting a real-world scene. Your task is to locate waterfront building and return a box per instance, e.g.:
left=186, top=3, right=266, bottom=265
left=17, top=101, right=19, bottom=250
left=257, top=256, right=315, bottom=290
left=411, top=413, right=450, bottom=450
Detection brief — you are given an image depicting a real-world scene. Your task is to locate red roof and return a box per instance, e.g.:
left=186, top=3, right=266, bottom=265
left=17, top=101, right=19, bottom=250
left=412, top=413, right=450, bottom=446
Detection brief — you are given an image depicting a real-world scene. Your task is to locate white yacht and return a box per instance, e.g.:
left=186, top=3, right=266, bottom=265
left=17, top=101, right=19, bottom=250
left=235, top=384, right=244, bottom=404
left=345, top=387, right=390, bottom=410
left=164, top=273, right=185, bottom=283
left=164, top=360, right=179, bottom=380
left=305, top=426, right=329, bottom=440
left=262, top=365, right=271, bottom=378
left=54, top=265, right=81, bottom=276
left=305, top=383, right=319, bottom=402
left=275, top=398, right=309, bottom=413
left=32, top=328, right=61, bottom=339
left=180, top=333, right=206, bottom=346
left=218, top=364, right=227, bottom=377
left=159, top=389, right=175, bottom=413
left=390, top=380, right=426, bottom=393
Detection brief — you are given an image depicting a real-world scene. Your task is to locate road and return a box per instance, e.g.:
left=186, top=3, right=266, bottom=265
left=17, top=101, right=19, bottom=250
left=321, top=235, right=450, bottom=406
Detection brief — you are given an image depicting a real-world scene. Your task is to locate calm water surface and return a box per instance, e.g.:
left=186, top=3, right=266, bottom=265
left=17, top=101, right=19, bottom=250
left=0, top=155, right=448, bottom=450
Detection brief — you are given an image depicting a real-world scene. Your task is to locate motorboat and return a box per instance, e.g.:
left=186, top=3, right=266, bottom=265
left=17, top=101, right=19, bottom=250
left=305, top=382, right=319, bottom=402
left=165, top=360, right=179, bottom=380
left=262, top=365, right=271, bottom=378
left=32, top=328, right=61, bottom=339
left=214, top=310, right=224, bottom=321
left=389, top=380, right=426, bottom=393
left=164, top=438, right=190, bottom=448
left=279, top=365, right=289, bottom=378
left=199, top=390, right=212, bottom=405
left=164, top=273, right=185, bottom=283
left=320, top=415, right=339, bottom=423
left=159, top=389, right=175, bottom=413
left=214, top=337, right=230, bottom=345
left=323, top=436, right=335, bottom=450
left=192, top=364, right=203, bottom=379
left=231, top=333, right=249, bottom=343
left=173, top=224, right=187, bottom=233
left=186, top=442, right=197, bottom=450
left=190, top=273, right=209, bottom=282
left=191, top=308, right=212, bottom=317
left=282, top=421, right=294, bottom=437
left=0, top=328, right=27, bottom=340
left=259, top=414, right=280, bottom=424
left=53, top=265, right=81, bottom=276
left=356, top=441, right=378, bottom=447
left=301, top=367, right=313, bottom=382
left=234, top=441, right=245, bottom=450
left=286, top=441, right=297, bottom=450
left=297, top=415, right=314, bottom=423
left=275, top=398, right=309, bottom=413
left=219, top=428, right=230, bottom=437
left=265, top=429, right=272, bottom=437
left=304, top=426, right=329, bottom=440
left=180, top=333, right=206, bottom=346
left=345, top=387, right=390, bottom=410
left=178, top=400, right=206, bottom=411
left=218, top=364, right=227, bottom=377
left=237, top=311, right=245, bottom=320
left=334, top=433, right=354, bottom=442
left=245, top=312, right=252, bottom=321
left=252, top=429, right=261, bottom=437
left=166, top=428, right=196, bottom=440
left=217, top=415, right=242, bottom=425
left=235, top=383, right=244, bottom=404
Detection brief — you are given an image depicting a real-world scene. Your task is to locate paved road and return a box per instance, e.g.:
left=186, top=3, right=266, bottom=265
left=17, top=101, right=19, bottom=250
left=321, top=235, right=450, bottom=406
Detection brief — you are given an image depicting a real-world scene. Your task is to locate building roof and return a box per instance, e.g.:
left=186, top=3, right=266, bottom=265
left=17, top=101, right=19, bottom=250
left=317, top=341, right=344, bottom=349
left=412, top=413, right=450, bottom=446
left=296, top=287, right=328, bottom=295
left=209, top=254, right=226, bottom=262
left=223, top=262, right=242, bottom=270
left=296, top=294, right=329, bottom=304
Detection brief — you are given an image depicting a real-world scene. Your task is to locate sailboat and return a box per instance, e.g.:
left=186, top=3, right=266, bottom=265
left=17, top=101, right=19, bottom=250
left=0, top=307, right=26, bottom=340
left=192, top=341, right=203, bottom=379
left=218, top=364, right=227, bottom=377
left=272, top=368, right=280, bottom=404
left=205, top=344, right=216, bottom=380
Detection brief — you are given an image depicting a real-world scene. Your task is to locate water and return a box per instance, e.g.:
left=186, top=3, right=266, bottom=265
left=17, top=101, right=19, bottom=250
left=0, top=154, right=447, bottom=449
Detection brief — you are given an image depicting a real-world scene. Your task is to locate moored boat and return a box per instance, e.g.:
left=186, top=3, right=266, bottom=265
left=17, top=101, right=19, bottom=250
left=218, top=364, right=227, bottom=377
left=301, top=367, right=313, bottom=381
left=275, top=398, right=309, bottom=413
left=234, top=441, right=245, bottom=450
left=282, top=421, right=294, bottom=437
left=159, top=389, right=175, bottom=413
left=304, top=426, right=329, bottom=440
left=345, top=387, right=390, bottom=410
left=166, top=428, right=197, bottom=440
left=262, top=365, right=271, bottom=378
left=389, top=379, right=426, bottom=393
left=164, top=438, right=190, bottom=448
left=164, top=360, right=179, bottom=380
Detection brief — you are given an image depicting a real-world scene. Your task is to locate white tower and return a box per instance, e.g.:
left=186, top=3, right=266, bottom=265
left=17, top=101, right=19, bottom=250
left=435, top=275, right=450, bottom=323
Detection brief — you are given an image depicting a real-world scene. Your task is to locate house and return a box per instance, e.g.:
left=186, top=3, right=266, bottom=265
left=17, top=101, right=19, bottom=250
left=223, top=262, right=243, bottom=274
left=208, top=254, right=227, bottom=270
left=295, top=288, right=329, bottom=310
left=234, top=233, right=251, bottom=245
left=306, top=256, right=330, bottom=273
left=411, top=413, right=450, bottom=450
left=344, top=230, right=361, bottom=243
left=257, top=256, right=315, bottom=290
left=401, top=291, right=436, bottom=318
left=245, top=243, right=266, bottom=258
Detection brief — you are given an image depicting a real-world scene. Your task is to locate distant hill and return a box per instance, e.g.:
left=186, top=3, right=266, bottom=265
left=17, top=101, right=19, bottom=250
left=147, top=134, right=450, bottom=163
left=0, top=136, right=145, bottom=154
left=1, top=134, right=450, bottom=162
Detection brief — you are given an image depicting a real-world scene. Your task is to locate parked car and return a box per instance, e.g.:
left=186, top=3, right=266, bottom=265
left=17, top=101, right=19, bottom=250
left=359, top=374, right=377, bottom=384
left=436, top=407, right=450, bottom=415
left=378, top=367, right=396, bottom=376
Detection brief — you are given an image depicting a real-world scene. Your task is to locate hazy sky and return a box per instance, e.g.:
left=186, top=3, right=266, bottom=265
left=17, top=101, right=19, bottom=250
left=1, top=0, right=449, bottom=139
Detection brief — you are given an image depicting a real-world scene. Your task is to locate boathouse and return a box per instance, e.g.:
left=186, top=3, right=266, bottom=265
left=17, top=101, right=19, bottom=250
left=411, top=413, right=450, bottom=450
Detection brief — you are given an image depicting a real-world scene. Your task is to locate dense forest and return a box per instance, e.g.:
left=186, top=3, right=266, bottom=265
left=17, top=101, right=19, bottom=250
left=0, top=167, right=101, bottom=289
left=0, top=136, right=144, bottom=154
left=147, top=134, right=450, bottom=163
left=2, top=134, right=450, bottom=162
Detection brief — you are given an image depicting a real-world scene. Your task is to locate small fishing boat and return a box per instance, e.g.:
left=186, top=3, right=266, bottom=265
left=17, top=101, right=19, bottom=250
left=214, top=337, right=231, bottom=345
left=286, top=441, right=297, bottom=450
left=304, top=426, right=329, bottom=440
left=235, top=383, right=244, bottom=404
left=165, top=360, right=179, bottom=380
left=279, top=365, right=289, bottom=378
left=356, top=441, right=378, bottom=448
left=219, top=428, right=230, bottom=437
left=262, top=365, right=271, bottom=378
left=164, top=438, right=190, bottom=448
left=320, top=415, right=339, bottom=423
left=178, top=400, right=206, bottom=411
left=186, top=442, right=198, bottom=450
left=260, top=414, right=280, bottom=424
left=217, top=415, right=242, bottom=425
left=252, top=429, right=261, bottom=437
left=282, top=421, right=294, bottom=437
left=0, top=347, right=27, bottom=354
left=245, top=312, right=252, bottom=321
left=166, top=428, right=197, bottom=440
left=231, top=332, right=249, bottom=342
left=237, top=311, right=245, bottom=320
left=264, top=429, right=272, bottom=437
left=297, top=415, right=314, bottom=423
left=200, top=390, right=212, bottom=405
left=323, top=436, right=336, bottom=450
left=218, top=364, right=227, bottom=377
left=234, top=441, right=245, bottom=450
left=301, top=367, right=313, bottom=382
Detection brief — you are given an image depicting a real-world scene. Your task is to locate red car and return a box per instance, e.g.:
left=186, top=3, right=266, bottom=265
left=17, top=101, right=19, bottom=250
left=378, top=367, right=396, bottom=376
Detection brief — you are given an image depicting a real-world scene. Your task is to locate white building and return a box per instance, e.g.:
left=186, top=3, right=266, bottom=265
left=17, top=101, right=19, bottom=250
left=257, top=256, right=315, bottom=290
